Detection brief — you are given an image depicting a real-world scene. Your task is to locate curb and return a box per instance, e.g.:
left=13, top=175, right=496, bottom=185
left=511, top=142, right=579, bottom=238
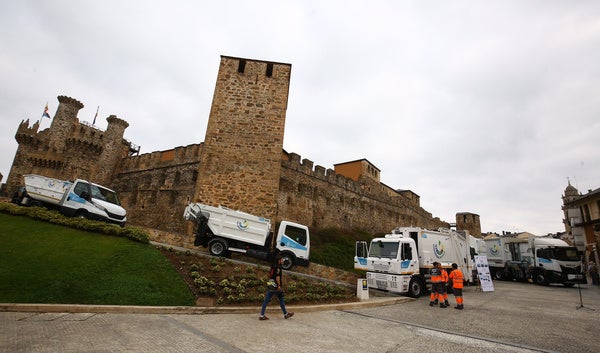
left=0, top=297, right=412, bottom=315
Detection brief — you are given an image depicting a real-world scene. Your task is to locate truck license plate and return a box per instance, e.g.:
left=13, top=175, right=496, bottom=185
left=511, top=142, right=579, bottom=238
left=376, top=280, right=388, bottom=289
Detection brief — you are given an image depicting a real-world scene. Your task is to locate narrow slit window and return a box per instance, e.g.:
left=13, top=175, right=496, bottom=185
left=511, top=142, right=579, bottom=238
left=238, top=60, right=246, bottom=73
left=266, top=63, right=273, bottom=77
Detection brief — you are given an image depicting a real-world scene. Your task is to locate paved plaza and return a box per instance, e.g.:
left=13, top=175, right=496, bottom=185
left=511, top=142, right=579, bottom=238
left=2, top=281, right=599, bottom=353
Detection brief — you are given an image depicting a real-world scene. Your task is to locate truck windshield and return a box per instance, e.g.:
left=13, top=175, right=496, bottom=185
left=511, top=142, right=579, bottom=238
left=549, top=247, right=581, bottom=262
left=369, top=241, right=399, bottom=259
left=90, top=185, right=121, bottom=205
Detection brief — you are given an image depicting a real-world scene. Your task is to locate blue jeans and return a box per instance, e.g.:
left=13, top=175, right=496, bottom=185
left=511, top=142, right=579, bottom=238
left=260, top=290, right=287, bottom=316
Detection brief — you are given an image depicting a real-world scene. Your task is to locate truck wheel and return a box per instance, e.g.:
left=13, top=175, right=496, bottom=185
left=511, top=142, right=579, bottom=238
left=493, top=270, right=504, bottom=281
left=534, top=271, right=549, bottom=286
left=208, top=238, right=228, bottom=257
left=408, top=278, right=424, bottom=298
left=280, top=253, right=294, bottom=270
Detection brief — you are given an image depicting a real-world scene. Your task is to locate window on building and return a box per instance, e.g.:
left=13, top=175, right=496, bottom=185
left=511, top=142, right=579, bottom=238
left=266, top=63, right=273, bottom=77
left=238, top=60, right=246, bottom=73
left=583, top=204, right=591, bottom=222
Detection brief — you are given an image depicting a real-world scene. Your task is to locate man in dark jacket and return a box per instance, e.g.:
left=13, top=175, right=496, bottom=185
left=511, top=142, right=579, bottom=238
left=259, top=254, right=294, bottom=320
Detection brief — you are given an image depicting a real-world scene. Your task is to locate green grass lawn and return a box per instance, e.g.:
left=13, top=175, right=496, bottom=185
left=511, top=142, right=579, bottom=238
left=0, top=213, right=195, bottom=306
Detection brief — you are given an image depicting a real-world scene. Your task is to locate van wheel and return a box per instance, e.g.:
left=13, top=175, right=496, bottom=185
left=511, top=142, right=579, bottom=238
left=208, top=238, right=228, bottom=257
left=408, top=277, right=424, bottom=298
left=75, top=210, right=88, bottom=219
left=280, top=253, right=294, bottom=270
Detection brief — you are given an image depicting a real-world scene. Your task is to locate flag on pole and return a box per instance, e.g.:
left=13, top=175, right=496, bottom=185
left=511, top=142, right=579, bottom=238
left=93, top=106, right=99, bottom=125
left=42, top=103, right=51, bottom=119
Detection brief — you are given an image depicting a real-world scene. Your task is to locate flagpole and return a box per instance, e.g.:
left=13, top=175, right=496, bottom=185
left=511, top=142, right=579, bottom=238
left=93, top=105, right=99, bottom=126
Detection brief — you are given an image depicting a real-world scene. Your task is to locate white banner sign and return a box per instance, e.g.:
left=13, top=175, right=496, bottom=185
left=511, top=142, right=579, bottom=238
left=474, top=255, right=494, bottom=292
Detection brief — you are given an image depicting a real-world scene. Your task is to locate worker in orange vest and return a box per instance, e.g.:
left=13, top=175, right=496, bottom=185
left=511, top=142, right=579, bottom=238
left=449, top=263, right=464, bottom=310
left=441, top=264, right=450, bottom=307
left=429, top=261, right=447, bottom=308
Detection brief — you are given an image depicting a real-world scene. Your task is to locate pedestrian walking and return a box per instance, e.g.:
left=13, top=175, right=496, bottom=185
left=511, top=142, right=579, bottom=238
left=449, top=263, right=464, bottom=310
left=429, top=261, right=447, bottom=308
left=259, top=253, right=294, bottom=320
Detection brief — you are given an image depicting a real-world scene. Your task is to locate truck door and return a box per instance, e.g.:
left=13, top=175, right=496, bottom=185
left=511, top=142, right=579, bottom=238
left=354, top=241, right=369, bottom=270
left=401, top=242, right=418, bottom=273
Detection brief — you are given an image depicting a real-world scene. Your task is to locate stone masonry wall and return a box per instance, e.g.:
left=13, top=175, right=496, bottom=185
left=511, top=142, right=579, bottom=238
left=277, top=152, right=448, bottom=234
left=112, top=143, right=202, bottom=233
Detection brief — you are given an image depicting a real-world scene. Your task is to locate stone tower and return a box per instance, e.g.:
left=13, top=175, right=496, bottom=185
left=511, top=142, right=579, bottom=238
left=95, top=115, right=130, bottom=184
left=49, top=96, right=84, bottom=151
left=456, top=212, right=482, bottom=237
left=194, top=56, right=292, bottom=219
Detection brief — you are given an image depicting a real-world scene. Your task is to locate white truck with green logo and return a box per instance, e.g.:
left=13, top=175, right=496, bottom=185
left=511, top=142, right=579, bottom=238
left=354, top=227, right=479, bottom=297
left=184, top=202, right=310, bottom=270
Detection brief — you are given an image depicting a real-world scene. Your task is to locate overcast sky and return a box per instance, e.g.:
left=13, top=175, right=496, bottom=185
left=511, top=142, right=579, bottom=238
left=1, top=1, right=598, bottom=235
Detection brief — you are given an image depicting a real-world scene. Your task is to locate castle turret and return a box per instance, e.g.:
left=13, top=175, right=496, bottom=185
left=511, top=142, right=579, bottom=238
left=94, top=115, right=130, bottom=183
left=456, top=212, right=481, bottom=237
left=48, top=96, right=84, bottom=151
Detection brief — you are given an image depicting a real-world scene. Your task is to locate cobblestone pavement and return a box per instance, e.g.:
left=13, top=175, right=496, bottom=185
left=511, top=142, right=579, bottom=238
left=2, top=281, right=599, bottom=353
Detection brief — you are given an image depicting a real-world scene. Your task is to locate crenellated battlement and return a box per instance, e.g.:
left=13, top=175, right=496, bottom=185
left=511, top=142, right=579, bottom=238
left=67, top=122, right=107, bottom=151
left=279, top=150, right=441, bottom=231
left=15, top=119, right=43, bottom=146
left=120, top=143, right=202, bottom=173
left=282, top=151, right=362, bottom=194
left=16, top=119, right=40, bottom=135
left=57, top=95, right=84, bottom=110
left=106, top=115, right=129, bottom=128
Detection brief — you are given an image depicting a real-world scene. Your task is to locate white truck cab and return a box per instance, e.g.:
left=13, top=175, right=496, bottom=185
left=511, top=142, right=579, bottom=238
left=19, top=174, right=127, bottom=226
left=355, top=227, right=477, bottom=297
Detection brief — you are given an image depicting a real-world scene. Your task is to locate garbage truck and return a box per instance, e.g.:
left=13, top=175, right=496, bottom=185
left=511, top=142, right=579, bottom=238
left=484, top=236, right=586, bottom=286
left=184, top=202, right=310, bottom=270
left=14, top=174, right=127, bottom=226
left=354, top=227, right=478, bottom=297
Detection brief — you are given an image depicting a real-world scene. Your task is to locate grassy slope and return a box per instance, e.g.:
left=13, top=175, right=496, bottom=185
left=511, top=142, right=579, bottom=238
left=310, top=227, right=380, bottom=272
left=0, top=214, right=195, bottom=306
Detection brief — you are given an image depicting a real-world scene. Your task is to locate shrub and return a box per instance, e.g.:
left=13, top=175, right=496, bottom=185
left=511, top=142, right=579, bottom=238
left=0, top=202, right=149, bottom=244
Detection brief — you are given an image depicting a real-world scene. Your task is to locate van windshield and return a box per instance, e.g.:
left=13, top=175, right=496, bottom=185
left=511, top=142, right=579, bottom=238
left=369, top=241, right=399, bottom=259
left=90, top=184, right=121, bottom=205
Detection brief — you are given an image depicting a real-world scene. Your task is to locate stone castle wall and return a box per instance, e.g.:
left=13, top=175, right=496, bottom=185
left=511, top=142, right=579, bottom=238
left=112, top=143, right=203, bottom=233
left=278, top=152, right=447, bottom=233
left=105, top=147, right=447, bottom=237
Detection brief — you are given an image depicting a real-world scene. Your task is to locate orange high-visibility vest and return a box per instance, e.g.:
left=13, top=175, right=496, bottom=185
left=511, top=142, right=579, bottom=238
left=442, top=269, right=449, bottom=283
left=430, top=267, right=443, bottom=283
left=449, top=269, right=464, bottom=289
